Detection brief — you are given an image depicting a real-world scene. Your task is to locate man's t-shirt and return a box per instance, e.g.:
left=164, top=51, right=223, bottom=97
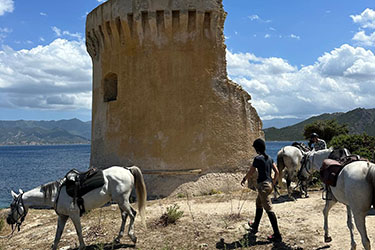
left=253, top=155, right=273, bottom=183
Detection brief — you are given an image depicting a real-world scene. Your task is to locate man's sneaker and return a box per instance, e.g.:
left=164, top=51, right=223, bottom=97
left=267, top=234, right=282, bottom=242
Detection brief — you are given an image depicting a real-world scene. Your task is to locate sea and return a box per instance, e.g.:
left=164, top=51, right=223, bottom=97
left=0, top=141, right=294, bottom=208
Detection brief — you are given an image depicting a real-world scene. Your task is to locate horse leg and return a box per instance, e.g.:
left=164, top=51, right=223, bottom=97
left=118, top=201, right=137, bottom=243
left=353, top=211, right=370, bottom=250
left=301, top=181, right=309, bottom=198
left=323, top=198, right=336, bottom=243
left=52, top=215, right=68, bottom=250
left=346, top=206, right=357, bottom=250
left=274, top=167, right=283, bottom=199
left=70, top=214, right=85, bottom=250
left=114, top=206, right=128, bottom=243
left=286, top=178, right=294, bottom=200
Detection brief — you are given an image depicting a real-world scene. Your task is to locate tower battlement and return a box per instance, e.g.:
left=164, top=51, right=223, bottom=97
left=86, top=0, right=224, bottom=59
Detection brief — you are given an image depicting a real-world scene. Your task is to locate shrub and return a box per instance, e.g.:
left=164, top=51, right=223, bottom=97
left=304, top=119, right=348, bottom=144
left=158, top=204, right=184, bottom=226
left=330, top=133, right=375, bottom=160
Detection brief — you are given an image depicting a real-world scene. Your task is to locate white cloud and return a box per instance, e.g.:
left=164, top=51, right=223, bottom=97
left=350, top=8, right=375, bottom=29
left=248, top=15, right=259, bottom=21
left=0, top=39, right=92, bottom=110
left=40, top=12, right=47, bottom=16
left=52, top=26, right=82, bottom=41
left=290, top=34, right=300, bottom=40
left=0, top=0, right=14, bottom=16
left=352, top=30, right=375, bottom=47
left=226, top=44, right=375, bottom=120
left=351, top=9, right=375, bottom=47
left=248, top=14, right=271, bottom=23
left=0, top=27, right=11, bottom=42
left=264, top=34, right=270, bottom=39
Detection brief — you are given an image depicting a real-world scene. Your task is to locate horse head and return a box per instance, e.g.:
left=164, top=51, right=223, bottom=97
left=7, top=189, right=28, bottom=231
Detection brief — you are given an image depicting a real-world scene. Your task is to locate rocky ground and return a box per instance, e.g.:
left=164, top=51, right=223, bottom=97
left=1, top=189, right=374, bottom=250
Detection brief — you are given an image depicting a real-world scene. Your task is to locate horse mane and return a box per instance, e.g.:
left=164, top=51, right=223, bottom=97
left=40, top=180, right=61, bottom=200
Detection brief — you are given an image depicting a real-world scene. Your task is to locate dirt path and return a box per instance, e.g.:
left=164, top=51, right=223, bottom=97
left=1, top=190, right=374, bottom=249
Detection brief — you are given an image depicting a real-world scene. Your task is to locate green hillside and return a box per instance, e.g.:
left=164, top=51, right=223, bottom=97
left=264, top=108, right=375, bottom=141
left=0, top=119, right=91, bottom=145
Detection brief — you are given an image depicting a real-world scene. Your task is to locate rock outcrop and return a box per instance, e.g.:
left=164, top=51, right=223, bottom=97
left=86, top=0, right=263, bottom=196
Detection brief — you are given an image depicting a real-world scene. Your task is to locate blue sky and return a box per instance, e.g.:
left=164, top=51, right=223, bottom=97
left=0, top=0, right=374, bottom=123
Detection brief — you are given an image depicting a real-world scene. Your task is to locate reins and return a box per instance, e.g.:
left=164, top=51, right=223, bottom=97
left=0, top=223, right=17, bottom=239
left=13, top=193, right=28, bottom=232
left=0, top=193, right=27, bottom=239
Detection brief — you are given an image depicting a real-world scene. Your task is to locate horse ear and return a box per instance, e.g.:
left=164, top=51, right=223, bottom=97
left=19, top=189, right=24, bottom=194
left=11, top=190, right=17, bottom=198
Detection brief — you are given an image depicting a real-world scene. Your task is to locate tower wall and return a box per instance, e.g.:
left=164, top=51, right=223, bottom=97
left=86, top=0, right=263, bottom=196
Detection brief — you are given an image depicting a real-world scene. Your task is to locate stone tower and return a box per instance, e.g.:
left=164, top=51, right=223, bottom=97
left=86, top=0, right=263, bottom=196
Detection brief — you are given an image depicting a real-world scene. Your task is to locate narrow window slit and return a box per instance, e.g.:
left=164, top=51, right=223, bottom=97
left=156, top=10, right=165, bottom=35
left=204, top=12, right=211, bottom=30
left=127, top=14, right=134, bottom=36
left=141, top=11, right=149, bottom=34
left=188, top=10, right=196, bottom=32
left=172, top=10, right=180, bottom=31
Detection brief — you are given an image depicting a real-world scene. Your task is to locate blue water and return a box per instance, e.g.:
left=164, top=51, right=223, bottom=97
left=0, top=144, right=90, bottom=208
left=0, top=141, right=295, bottom=208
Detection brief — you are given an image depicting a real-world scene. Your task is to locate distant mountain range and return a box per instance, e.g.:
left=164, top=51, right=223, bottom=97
left=0, top=119, right=91, bottom=145
left=264, top=108, right=375, bottom=141
left=262, top=118, right=304, bottom=129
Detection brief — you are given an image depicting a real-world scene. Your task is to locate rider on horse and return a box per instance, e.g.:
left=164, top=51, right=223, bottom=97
left=308, top=133, right=327, bottom=151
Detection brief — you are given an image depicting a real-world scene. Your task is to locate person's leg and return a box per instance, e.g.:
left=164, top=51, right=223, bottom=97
left=260, top=182, right=282, bottom=242
left=266, top=211, right=282, bottom=242
left=249, top=189, right=263, bottom=233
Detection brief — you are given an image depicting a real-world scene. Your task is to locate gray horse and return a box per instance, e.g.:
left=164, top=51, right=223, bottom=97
left=323, top=160, right=375, bottom=250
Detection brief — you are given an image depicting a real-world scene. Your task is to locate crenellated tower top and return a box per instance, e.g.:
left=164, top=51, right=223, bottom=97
left=86, top=0, right=225, bottom=60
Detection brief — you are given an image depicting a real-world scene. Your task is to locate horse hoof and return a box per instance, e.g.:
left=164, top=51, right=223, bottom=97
left=324, top=236, right=332, bottom=243
left=131, top=235, right=137, bottom=244
left=304, top=194, right=309, bottom=198
left=114, top=237, right=121, bottom=244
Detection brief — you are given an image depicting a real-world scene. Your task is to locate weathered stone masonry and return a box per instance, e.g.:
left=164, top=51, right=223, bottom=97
left=86, top=0, right=263, bottom=196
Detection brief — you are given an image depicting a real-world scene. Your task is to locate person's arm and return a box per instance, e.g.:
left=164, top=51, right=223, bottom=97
left=271, top=163, right=279, bottom=186
left=322, top=140, right=327, bottom=149
left=241, top=166, right=256, bottom=186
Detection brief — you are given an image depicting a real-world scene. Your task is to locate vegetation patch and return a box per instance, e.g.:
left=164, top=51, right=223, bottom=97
left=157, top=204, right=184, bottom=226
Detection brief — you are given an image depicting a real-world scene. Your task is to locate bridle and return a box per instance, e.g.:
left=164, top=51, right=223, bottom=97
left=298, top=152, right=314, bottom=181
left=9, top=193, right=28, bottom=232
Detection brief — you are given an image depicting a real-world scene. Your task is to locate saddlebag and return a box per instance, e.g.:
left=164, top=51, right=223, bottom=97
left=320, top=159, right=343, bottom=187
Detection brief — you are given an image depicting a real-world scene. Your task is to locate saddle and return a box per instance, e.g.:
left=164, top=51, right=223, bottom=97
left=292, top=142, right=310, bottom=153
left=320, top=152, right=366, bottom=187
left=63, top=168, right=105, bottom=216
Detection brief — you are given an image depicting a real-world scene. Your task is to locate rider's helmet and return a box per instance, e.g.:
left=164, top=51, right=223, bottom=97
left=310, top=132, right=319, bottom=139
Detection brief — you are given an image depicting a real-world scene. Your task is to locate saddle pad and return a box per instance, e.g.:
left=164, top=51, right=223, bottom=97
left=320, top=159, right=343, bottom=187
left=65, top=170, right=105, bottom=198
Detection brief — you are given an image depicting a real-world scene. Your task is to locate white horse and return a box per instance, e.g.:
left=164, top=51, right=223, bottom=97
left=322, top=160, right=375, bottom=250
left=277, top=147, right=332, bottom=199
left=299, top=148, right=334, bottom=178
left=6, top=166, right=147, bottom=250
left=276, top=146, right=304, bottom=199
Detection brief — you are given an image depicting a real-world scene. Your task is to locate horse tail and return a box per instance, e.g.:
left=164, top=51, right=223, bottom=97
left=277, top=148, right=285, bottom=184
left=366, top=163, right=375, bottom=208
left=128, top=166, right=147, bottom=228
